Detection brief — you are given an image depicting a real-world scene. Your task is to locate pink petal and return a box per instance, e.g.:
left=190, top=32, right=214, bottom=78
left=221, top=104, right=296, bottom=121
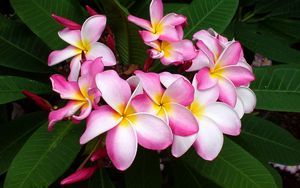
left=195, top=40, right=215, bottom=64
left=68, top=55, right=81, bottom=81
left=158, top=25, right=181, bottom=42
left=186, top=49, right=211, bottom=72
left=58, top=28, right=82, bottom=49
left=150, top=0, right=163, bottom=26
left=216, top=41, right=242, bottom=67
left=48, top=101, right=83, bottom=131
left=139, top=30, right=159, bottom=42
left=128, top=113, right=173, bottom=150
left=159, top=13, right=186, bottom=26
left=90, top=148, right=107, bottom=162
left=95, top=70, right=131, bottom=114
left=195, top=67, right=218, bottom=90
left=81, top=15, right=106, bottom=47
left=128, top=15, right=153, bottom=30
left=234, top=96, right=245, bottom=118
left=131, top=94, right=160, bottom=115
left=193, top=116, right=223, bottom=160
left=164, top=103, right=198, bottom=136
left=171, top=40, right=197, bottom=60
left=176, top=26, right=184, bottom=40
left=50, top=74, right=83, bottom=100
left=51, top=14, right=81, bottom=30
left=171, top=134, right=198, bottom=158
left=160, top=51, right=183, bottom=65
left=106, top=120, right=137, bottom=171
left=162, top=78, right=194, bottom=106
left=81, top=58, right=104, bottom=88
left=80, top=105, right=122, bottom=144
left=87, top=42, right=116, bottom=66
left=60, top=166, right=98, bottom=185
left=134, top=70, right=164, bottom=104
left=193, top=77, right=219, bottom=105
left=48, top=46, right=80, bottom=66
left=72, top=100, right=92, bottom=121
left=220, top=66, right=255, bottom=87
left=236, top=87, right=256, bottom=114
left=218, top=77, right=237, bottom=107
left=204, top=102, right=241, bottom=136
left=159, top=72, right=184, bottom=88
left=193, top=30, right=223, bottom=59
left=127, top=76, right=143, bottom=97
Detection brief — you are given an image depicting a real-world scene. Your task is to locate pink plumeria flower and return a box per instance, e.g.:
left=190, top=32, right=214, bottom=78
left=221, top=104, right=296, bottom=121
left=187, top=30, right=255, bottom=107
left=80, top=70, right=172, bottom=171
left=48, top=15, right=116, bottom=81
left=128, top=0, right=186, bottom=42
left=147, top=39, right=197, bottom=65
left=131, top=71, right=198, bottom=137
left=48, top=60, right=103, bottom=131
left=172, top=76, right=241, bottom=159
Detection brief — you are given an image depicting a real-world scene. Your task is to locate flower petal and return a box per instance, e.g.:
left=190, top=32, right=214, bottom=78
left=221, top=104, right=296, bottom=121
left=58, top=28, right=82, bottom=49
left=186, top=49, right=211, bottom=72
left=150, top=0, right=163, bottom=26
left=164, top=103, right=198, bottom=136
left=80, top=105, right=122, bottom=144
left=87, top=42, right=116, bottom=66
left=96, top=70, right=131, bottom=114
left=159, top=13, right=186, bottom=26
left=106, top=119, right=137, bottom=171
left=159, top=72, right=184, bottom=88
left=127, top=113, right=172, bottom=150
left=68, top=55, right=81, bottom=81
left=162, top=78, right=194, bottom=106
left=219, top=66, right=255, bottom=87
left=81, top=57, right=104, bottom=88
left=194, top=85, right=219, bottom=106
left=204, top=102, right=241, bottom=135
left=81, top=15, right=106, bottom=47
left=234, top=96, right=245, bottom=118
left=72, top=100, right=92, bottom=121
left=237, top=87, right=256, bottom=113
left=171, top=40, right=197, bottom=60
left=193, top=116, right=223, bottom=160
left=158, top=25, right=181, bottom=42
left=48, top=46, right=80, bottom=66
left=134, top=70, right=164, bottom=104
left=60, top=166, right=98, bottom=185
left=48, top=101, right=83, bottom=131
left=127, top=15, right=152, bottom=30
left=218, top=77, right=237, bottom=107
left=196, top=67, right=218, bottom=90
left=131, top=94, right=160, bottom=115
left=50, top=74, right=83, bottom=100
left=216, top=41, right=242, bottom=67
left=139, top=30, right=159, bottom=42
left=171, top=134, right=197, bottom=157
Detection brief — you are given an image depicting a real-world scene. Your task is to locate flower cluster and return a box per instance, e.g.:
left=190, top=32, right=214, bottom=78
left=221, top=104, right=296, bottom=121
left=47, top=0, right=256, bottom=185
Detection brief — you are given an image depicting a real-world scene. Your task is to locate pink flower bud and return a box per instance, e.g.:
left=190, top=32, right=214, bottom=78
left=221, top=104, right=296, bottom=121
left=143, top=57, right=154, bottom=72
left=90, top=148, right=107, bottom=162
left=85, top=5, right=99, bottom=16
left=60, top=165, right=98, bottom=186
left=22, top=90, right=52, bottom=111
left=51, top=14, right=81, bottom=30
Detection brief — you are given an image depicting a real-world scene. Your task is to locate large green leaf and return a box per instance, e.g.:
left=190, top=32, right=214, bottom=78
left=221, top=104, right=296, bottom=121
left=254, top=0, right=300, bottom=18
left=263, top=18, right=300, bottom=40
left=251, top=65, right=300, bottom=112
left=235, top=22, right=300, bottom=64
left=0, top=17, right=51, bottom=73
left=87, top=169, right=115, bottom=188
left=0, top=76, right=50, bottom=104
left=10, top=0, right=84, bottom=49
left=182, top=137, right=278, bottom=188
left=4, top=121, right=83, bottom=188
left=180, top=0, right=239, bottom=38
left=100, top=0, right=147, bottom=66
left=125, top=148, right=162, bottom=188
left=0, top=111, right=47, bottom=175
left=233, top=115, right=300, bottom=165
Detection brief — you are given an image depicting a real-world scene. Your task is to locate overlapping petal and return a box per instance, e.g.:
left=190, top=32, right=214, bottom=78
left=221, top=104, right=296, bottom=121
left=81, top=15, right=106, bottom=47
left=48, top=46, right=80, bottom=66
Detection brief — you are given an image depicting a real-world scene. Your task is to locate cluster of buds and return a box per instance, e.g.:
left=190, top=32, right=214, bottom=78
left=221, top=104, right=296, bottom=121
left=47, top=1, right=256, bottom=185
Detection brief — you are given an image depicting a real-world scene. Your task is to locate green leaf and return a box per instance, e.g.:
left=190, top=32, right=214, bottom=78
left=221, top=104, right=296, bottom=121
left=101, top=0, right=147, bottom=66
left=254, top=0, right=300, bottom=18
left=233, top=115, right=300, bottom=165
left=171, top=159, right=221, bottom=188
left=182, top=137, right=278, bottom=188
left=4, top=121, right=83, bottom=188
left=125, top=148, right=162, bottom=188
left=0, top=76, right=50, bottom=104
left=0, top=111, right=47, bottom=175
left=0, top=17, right=51, bottom=73
left=10, top=0, right=84, bottom=49
left=235, top=22, right=300, bottom=64
left=181, top=0, right=239, bottom=38
left=263, top=18, right=300, bottom=40
left=251, top=65, right=300, bottom=112
left=88, top=169, right=115, bottom=188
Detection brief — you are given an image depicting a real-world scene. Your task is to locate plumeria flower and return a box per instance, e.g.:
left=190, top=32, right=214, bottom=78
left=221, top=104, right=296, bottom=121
left=80, top=70, right=173, bottom=171
left=147, top=40, right=197, bottom=65
left=131, top=71, right=198, bottom=137
left=128, top=0, right=186, bottom=42
left=48, top=67, right=102, bottom=131
left=172, top=76, right=241, bottom=159
left=187, top=30, right=255, bottom=106
left=48, top=15, right=116, bottom=81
